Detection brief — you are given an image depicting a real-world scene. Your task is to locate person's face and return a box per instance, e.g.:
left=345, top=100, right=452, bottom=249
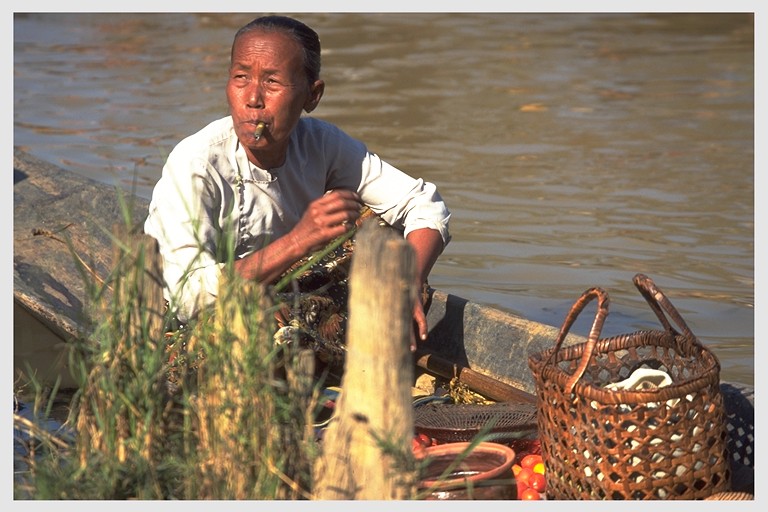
left=227, top=29, right=324, bottom=167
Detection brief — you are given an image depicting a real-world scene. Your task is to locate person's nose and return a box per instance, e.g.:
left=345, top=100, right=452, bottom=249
left=247, top=81, right=265, bottom=108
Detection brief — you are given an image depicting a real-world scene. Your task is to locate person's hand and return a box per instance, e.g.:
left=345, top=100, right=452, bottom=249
left=411, top=299, right=428, bottom=351
left=291, top=189, right=362, bottom=254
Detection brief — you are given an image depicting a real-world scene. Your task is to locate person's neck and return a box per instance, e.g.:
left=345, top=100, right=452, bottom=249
left=246, top=146, right=287, bottom=170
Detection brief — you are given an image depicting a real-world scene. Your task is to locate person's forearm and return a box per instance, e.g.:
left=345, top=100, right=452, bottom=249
left=406, top=228, right=444, bottom=285
left=234, top=190, right=362, bottom=285
left=233, top=231, right=306, bottom=284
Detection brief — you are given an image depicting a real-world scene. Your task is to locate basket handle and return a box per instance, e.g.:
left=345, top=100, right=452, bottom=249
left=632, top=273, right=699, bottom=351
left=545, top=287, right=610, bottom=393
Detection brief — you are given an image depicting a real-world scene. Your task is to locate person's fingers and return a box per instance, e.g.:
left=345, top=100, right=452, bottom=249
left=325, top=188, right=361, bottom=202
left=316, top=190, right=362, bottom=225
left=413, top=302, right=428, bottom=345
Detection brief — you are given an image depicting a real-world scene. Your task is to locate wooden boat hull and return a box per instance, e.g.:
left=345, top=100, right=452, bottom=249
left=14, top=148, right=147, bottom=388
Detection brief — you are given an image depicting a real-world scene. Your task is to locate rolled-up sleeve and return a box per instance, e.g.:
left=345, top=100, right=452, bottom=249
left=357, top=151, right=451, bottom=247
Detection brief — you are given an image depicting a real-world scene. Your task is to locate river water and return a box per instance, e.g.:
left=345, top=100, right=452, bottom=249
left=13, top=12, right=755, bottom=385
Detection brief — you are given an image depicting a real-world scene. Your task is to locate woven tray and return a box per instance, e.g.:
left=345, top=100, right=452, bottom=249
left=414, top=402, right=538, bottom=444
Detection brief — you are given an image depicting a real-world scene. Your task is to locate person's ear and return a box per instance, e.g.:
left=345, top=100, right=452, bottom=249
left=304, top=80, right=325, bottom=113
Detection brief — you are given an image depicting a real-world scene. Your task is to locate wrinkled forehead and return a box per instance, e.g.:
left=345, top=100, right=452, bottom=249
left=232, top=32, right=307, bottom=74
left=232, top=28, right=304, bottom=61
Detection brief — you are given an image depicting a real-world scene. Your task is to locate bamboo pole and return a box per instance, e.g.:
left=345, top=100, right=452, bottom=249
left=414, top=349, right=537, bottom=404
left=313, top=220, right=418, bottom=500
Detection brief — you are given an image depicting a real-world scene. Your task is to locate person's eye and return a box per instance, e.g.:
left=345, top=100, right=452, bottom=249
left=264, top=78, right=285, bottom=91
left=230, top=73, right=248, bottom=84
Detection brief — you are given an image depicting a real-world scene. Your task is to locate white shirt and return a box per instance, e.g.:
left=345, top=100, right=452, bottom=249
left=144, top=115, right=451, bottom=321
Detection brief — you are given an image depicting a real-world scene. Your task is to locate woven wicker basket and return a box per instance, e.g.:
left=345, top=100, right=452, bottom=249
left=528, top=274, right=731, bottom=500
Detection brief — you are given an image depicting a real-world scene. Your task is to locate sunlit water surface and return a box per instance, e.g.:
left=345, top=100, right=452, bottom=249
left=13, top=13, right=754, bottom=384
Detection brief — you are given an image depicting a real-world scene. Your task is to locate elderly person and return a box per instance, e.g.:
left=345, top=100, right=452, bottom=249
left=144, top=15, right=451, bottom=354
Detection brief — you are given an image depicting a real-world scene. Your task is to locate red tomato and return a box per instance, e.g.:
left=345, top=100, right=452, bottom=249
left=521, top=454, right=543, bottom=469
left=520, top=488, right=541, bottom=500
left=529, top=472, right=546, bottom=492
left=412, top=433, right=431, bottom=453
left=516, top=467, right=534, bottom=488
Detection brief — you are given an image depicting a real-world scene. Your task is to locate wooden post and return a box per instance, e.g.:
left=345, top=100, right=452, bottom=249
left=110, top=225, right=166, bottom=345
left=313, top=221, right=418, bottom=500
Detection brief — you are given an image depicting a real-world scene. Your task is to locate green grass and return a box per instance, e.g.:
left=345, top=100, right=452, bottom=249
left=12, top=207, right=328, bottom=499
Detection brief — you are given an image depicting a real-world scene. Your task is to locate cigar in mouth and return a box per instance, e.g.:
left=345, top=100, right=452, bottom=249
left=254, top=121, right=266, bottom=141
